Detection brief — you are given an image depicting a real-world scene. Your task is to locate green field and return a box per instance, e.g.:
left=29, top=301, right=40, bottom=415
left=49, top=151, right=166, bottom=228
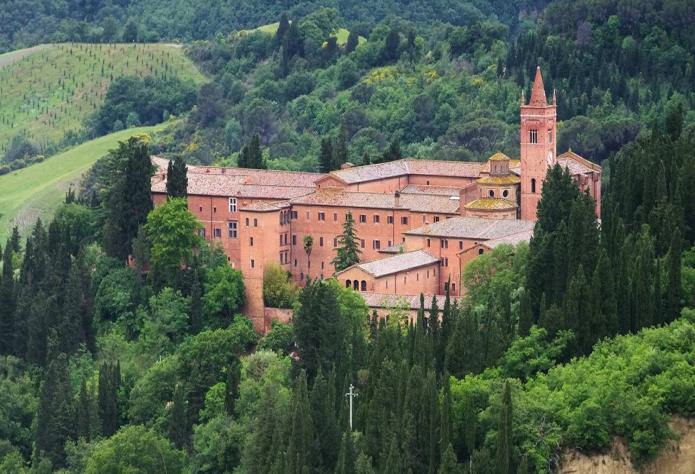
left=239, top=23, right=365, bottom=47
left=0, top=123, right=168, bottom=242
left=0, top=43, right=204, bottom=157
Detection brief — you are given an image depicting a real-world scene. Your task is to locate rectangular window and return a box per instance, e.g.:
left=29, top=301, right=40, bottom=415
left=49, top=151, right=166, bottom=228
left=292, top=235, right=297, bottom=245
left=245, top=218, right=249, bottom=226
left=321, top=262, right=324, bottom=270
left=253, top=219, right=258, bottom=227
left=388, top=240, right=392, bottom=247
left=333, top=213, right=338, bottom=221
left=320, top=237, right=324, bottom=247
left=387, top=216, right=394, bottom=224
left=441, top=239, right=448, bottom=249
left=361, top=239, right=365, bottom=248
left=294, top=259, right=298, bottom=267
left=422, top=215, right=426, bottom=223
left=373, top=240, right=380, bottom=250
left=306, top=211, right=310, bottom=220
left=334, top=238, right=338, bottom=247
left=214, top=228, right=221, bottom=238
left=280, top=235, right=283, bottom=246
left=548, top=128, right=553, bottom=143
left=434, top=216, right=440, bottom=223
left=213, top=207, right=217, bottom=213
left=291, top=211, right=298, bottom=219
left=228, top=221, right=238, bottom=238
left=427, top=238, right=431, bottom=247
left=530, top=129, right=538, bottom=144
left=229, top=197, right=237, bottom=212
left=318, top=212, right=325, bottom=221
left=251, top=259, right=255, bottom=268
left=401, top=217, right=408, bottom=225
left=458, top=240, right=463, bottom=250
left=373, top=215, right=380, bottom=223
left=359, top=214, right=367, bottom=223
left=199, top=206, right=203, bottom=212
left=249, top=237, right=253, bottom=246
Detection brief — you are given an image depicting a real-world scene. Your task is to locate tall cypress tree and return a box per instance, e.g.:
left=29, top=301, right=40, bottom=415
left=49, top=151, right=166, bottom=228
left=0, top=244, right=15, bottom=354
left=169, top=382, right=189, bottom=449
left=166, top=156, right=188, bottom=198
left=665, top=227, right=683, bottom=323
left=495, top=381, right=512, bottom=474
left=286, top=370, right=313, bottom=474
left=319, top=137, right=334, bottom=173
left=98, top=362, right=120, bottom=437
left=332, top=212, right=361, bottom=272
left=311, top=369, right=339, bottom=471
left=334, top=124, right=349, bottom=169
left=274, top=13, right=290, bottom=50
left=225, top=357, right=242, bottom=417
left=76, top=379, right=92, bottom=441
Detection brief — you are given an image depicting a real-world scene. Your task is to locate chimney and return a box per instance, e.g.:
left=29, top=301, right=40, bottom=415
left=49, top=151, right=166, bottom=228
left=394, top=190, right=401, bottom=208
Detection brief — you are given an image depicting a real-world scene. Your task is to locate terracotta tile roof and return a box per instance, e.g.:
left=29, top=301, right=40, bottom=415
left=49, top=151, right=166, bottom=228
left=240, top=201, right=291, bottom=212
left=488, top=152, right=512, bottom=161
left=186, top=165, right=324, bottom=187
left=557, top=150, right=601, bottom=175
left=338, top=250, right=439, bottom=278
left=360, top=292, right=461, bottom=310
left=405, top=216, right=535, bottom=240
left=290, top=189, right=460, bottom=214
left=400, top=184, right=461, bottom=197
left=464, top=198, right=517, bottom=210
left=326, top=159, right=484, bottom=184
left=482, top=229, right=534, bottom=248
left=476, top=175, right=520, bottom=185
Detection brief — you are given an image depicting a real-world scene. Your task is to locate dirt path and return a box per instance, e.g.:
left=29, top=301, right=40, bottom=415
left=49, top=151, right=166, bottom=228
left=0, top=44, right=51, bottom=69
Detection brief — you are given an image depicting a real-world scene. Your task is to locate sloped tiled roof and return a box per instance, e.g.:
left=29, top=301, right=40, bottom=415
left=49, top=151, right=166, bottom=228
left=240, top=201, right=291, bottom=212
left=290, top=189, right=460, bottom=214
left=326, top=159, right=484, bottom=184
left=488, top=152, right=511, bottom=161
left=360, top=292, right=461, bottom=310
left=557, top=150, right=601, bottom=175
left=476, top=175, right=520, bottom=185
left=339, top=250, right=439, bottom=278
left=482, top=229, right=534, bottom=248
left=464, top=198, right=517, bottom=210
left=405, top=216, right=535, bottom=240
left=399, top=184, right=461, bottom=197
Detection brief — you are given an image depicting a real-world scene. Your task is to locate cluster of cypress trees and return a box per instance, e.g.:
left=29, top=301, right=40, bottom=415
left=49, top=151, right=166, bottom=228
left=165, top=155, right=188, bottom=199
left=238, top=134, right=267, bottom=169
left=319, top=125, right=349, bottom=173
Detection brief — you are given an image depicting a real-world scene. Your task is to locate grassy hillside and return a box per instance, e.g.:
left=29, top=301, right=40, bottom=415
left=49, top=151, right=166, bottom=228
left=0, top=123, right=168, bottom=242
left=239, top=22, right=364, bottom=47
left=0, top=43, right=204, bottom=157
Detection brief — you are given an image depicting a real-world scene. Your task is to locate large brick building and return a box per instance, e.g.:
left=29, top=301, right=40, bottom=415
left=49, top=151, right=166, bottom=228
left=151, top=68, right=601, bottom=331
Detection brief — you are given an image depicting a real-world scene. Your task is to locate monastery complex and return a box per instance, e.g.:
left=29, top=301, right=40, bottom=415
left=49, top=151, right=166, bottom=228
left=151, top=68, right=602, bottom=331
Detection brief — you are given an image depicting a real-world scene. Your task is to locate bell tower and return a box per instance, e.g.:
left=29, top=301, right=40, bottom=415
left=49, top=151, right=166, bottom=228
left=520, top=66, right=556, bottom=221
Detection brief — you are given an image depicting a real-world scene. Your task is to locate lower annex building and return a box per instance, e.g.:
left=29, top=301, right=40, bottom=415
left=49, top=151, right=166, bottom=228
left=151, top=68, right=602, bottom=331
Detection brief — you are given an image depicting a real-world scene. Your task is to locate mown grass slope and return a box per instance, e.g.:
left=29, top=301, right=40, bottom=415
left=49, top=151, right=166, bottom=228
left=0, top=123, right=168, bottom=242
left=0, top=43, right=204, bottom=156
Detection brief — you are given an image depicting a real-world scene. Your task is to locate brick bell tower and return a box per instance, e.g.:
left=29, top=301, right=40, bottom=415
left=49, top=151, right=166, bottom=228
left=520, top=66, right=556, bottom=221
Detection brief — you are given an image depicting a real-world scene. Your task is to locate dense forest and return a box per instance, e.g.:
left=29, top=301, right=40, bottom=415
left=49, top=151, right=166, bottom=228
left=2, top=0, right=695, bottom=473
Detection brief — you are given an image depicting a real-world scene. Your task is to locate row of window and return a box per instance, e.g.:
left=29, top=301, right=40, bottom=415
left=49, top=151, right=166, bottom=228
left=426, top=238, right=464, bottom=250
left=528, top=128, right=552, bottom=144
left=488, top=189, right=510, bottom=198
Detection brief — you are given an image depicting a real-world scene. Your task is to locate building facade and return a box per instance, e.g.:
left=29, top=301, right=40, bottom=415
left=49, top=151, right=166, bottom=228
left=151, top=69, right=602, bottom=331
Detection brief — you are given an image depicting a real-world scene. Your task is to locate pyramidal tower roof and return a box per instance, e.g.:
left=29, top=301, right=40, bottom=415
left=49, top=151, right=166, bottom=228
left=528, top=66, right=547, bottom=106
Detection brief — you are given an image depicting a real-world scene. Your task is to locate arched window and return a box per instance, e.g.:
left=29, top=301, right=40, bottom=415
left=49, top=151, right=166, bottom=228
left=503, top=190, right=509, bottom=198
left=478, top=248, right=484, bottom=255
left=346, top=280, right=351, bottom=288
left=361, top=280, right=367, bottom=291
left=531, top=178, right=536, bottom=193
left=488, top=190, right=494, bottom=197
left=353, top=280, right=359, bottom=290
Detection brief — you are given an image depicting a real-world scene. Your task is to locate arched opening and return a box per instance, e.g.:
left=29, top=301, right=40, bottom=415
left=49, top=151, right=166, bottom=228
left=353, top=280, right=359, bottom=290
left=503, top=190, right=509, bottom=198
left=478, top=248, right=484, bottom=255
left=346, top=280, right=351, bottom=288
left=531, top=178, right=536, bottom=193
left=488, top=189, right=495, bottom=197
left=361, top=280, right=367, bottom=291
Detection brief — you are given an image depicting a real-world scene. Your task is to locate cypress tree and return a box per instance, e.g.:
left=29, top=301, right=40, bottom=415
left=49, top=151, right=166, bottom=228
left=36, top=350, right=74, bottom=467
left=225, top=357, right=241, bottom=417
left=169, top=382, right=188, bottom=448
left=438, top=443, right=460, bottom=474
left=76, top=379, right=92, bottom=441
left=319, top=137, right=334, bottom=173
left=275, top=13, right=290, bottom=50
left=346, top=30, right=359, bottom=53
left=334, top=124, right=349, bottom=169
left=9, top=226, right=20, bottom=253
left=495, top=381, right=512, bottom=474
left=0, top=244, right=15, bottom=354
left=332, top=212, right=361, bottom=272
left=335, top=432, right=355, bottom=474
left=311, top=369, right=339, bottom=471
left=98, top=362, right=120, bottom=437
left=665, top=227, right=682, bottom=323
left=286, top=370, right=313, bottom=474
left=166, top=156, right=188, bottom=198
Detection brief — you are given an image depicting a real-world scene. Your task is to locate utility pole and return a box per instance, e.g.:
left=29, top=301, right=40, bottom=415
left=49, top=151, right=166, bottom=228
left=345, top=383, right=358, bottom=431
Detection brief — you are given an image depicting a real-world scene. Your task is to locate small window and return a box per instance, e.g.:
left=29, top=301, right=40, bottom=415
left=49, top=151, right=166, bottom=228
left=458, top=241, right=463, bottom=250
left=199, top=206, right=203, bottom=212
left=548, top=128, right=553, bottom=144
left=440, top=239, right=448, bottom=249
left=359, top=215, right=367, bottom=223
left=373, top=240, right=380, bottom=250
left=388, top=240, right=392, bottom=247
left=294, top=259, right=297, bottom=267
left=292, top=235, right=297, bottom=245
left=361, top=239, right=365, bottom=248
left=334, top=238, right=338, bottom=247
left=434, top=216, right=440, bottom=223
left=489, top=190, right=494, bottom=197
left=251, top=259, right=255, bottom=268
left=213, top=207, right=217, bottom=213
left=245, top=218, right=249, bottom=226
left=249, top=237, right=253, bottom=246
left=427, top=238, right=431, bottom=247
left=422, top=215, right=426, bottom=223
left=229, top=197, right=237, bottom=212
left=361, top=281, right=366, bottom=291
left=321, top=262, right=324, bottom=270
left=401, top=217, right=408, bottom=225
left=333, top=213, right=338, bottom=221
left=301, top=272, right=304, bottom=280
left=530, top=129, right=538, bottom=144
left=346, top=280, right=352, bottom=288
left=228, top=221, right=238, bottom=238
left=318, top=212, right=325, bottom=221
left=531, top=178, right=537, bottom=193
left=387, top=216, right=394, bottom=224
left=403, top=276, right=406, bottom=284
left=280, top=235, right=283, bottom=246
left=253, top=218, right=258, bottom=227
left=306, top=211, right=310, bottom=219
left=320, top=237, right=324, bottom=247
left=291, top=211, right=298, bottom=219
left=214, top=228, right=221, bottom=238
left=479, top=248, right=484, bottom=255
left=373, top=215, right=380, bottom=223
left=503, top=190, right=509, bottom=198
